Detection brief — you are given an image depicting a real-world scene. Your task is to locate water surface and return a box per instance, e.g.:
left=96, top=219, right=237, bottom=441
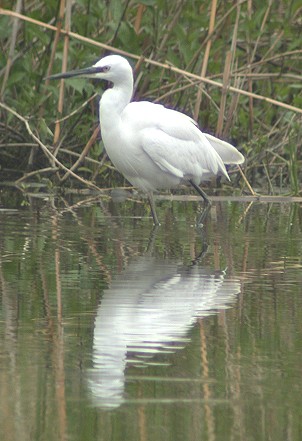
left=0, top=195, right=301, bottom=441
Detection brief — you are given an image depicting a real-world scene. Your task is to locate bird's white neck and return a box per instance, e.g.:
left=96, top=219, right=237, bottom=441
left=99, top=74, right=133, bottom=128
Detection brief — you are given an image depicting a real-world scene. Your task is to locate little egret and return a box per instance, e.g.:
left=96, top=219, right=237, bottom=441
left=48, top=55, right=244, bottom=225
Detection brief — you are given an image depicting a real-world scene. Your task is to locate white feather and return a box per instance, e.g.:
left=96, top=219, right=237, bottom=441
left=204, top=133, right=244, bottom=164
left=50, top=55, right=245, bottom=223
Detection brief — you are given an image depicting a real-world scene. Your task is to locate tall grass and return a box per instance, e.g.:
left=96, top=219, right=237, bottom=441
left=0, top=0, right=301, bottom=194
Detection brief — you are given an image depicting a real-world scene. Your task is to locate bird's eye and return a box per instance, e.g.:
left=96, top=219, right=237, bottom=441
left=101, top=65, right=110, bottom=73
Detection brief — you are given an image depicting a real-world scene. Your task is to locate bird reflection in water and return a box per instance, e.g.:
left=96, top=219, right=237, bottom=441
left=87, top=237, right=240, bottom=408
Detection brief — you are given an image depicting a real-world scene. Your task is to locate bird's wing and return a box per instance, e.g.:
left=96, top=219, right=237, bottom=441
left=141, top=129, right=229, bottom=182
left=127, top=104, right=229, bottom=181
left=203, top=133, right=244, bottom=164
left=161, top=108, right=244, bottom=165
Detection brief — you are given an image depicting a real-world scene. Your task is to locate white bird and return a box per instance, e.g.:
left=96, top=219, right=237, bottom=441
left=48, top=55, right=244, bottom=225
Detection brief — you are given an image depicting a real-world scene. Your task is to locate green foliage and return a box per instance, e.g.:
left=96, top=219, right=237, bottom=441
left=0, top=0, right=301, bottom=193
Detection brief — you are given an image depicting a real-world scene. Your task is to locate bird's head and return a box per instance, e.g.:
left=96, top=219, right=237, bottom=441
left=46, top=55, right=133, bottom=85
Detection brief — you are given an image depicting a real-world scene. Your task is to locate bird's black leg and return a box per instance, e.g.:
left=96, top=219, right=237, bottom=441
left=189, top=179, right=211, bottom=205
left=189, top=179, right=211, bottom=225
left=148, top=192, right=161, bottom=226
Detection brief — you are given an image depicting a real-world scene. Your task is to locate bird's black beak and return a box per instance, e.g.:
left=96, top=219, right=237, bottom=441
left=46, top=66, right=103, bottom=81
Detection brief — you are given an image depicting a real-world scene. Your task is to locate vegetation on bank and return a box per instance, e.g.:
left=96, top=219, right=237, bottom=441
left=0, top=0, right=301, bottom=195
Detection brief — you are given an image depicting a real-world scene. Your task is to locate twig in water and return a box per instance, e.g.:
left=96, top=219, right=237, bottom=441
left=237, top=165, right=256, bottom=196
left=15, top=167, right=59, bottom=184
left=60, top=126, right=100, bottom=183
left=0, top=102, right=102, bottom=192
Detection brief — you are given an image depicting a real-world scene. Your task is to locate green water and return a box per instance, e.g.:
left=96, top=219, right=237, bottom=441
left=0, top=195, right=301, bottom=441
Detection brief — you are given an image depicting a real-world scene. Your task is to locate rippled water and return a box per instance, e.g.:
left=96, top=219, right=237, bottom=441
left=0, top=194, right=301, bottom=441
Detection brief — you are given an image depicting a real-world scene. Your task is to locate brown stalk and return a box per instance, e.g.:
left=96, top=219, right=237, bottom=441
left=198, top=323, right=215, bottom=440
left=0, top=0, right=22, bottom=100
left=90, top=151, right=108, bottom=182
left=251, top=0, right=273, bottom=63
left=222, top=74, right=242, bottom=137
left=60, top=147, right=106, bottom=166
left=53, top=0, right=72, bottom=146
left=234, top=72, right=302, bottom=81
left=235, top=49, right=302, bottom=73
left=216, top=51, right=232, bottom=137
left=216, top=45, right=254, bottom=194
left=15, top=167, right=59, bottom=184
left=247, top=78, right=254, bottom=135
left=193, top=0, right=217, bottom=121
left=222, top=4, right=254, bottom=196
left=247, top=0, right=254, bottom=137
left=0, top=102, right=102, bottom=191
left=60, top=125, right=100, bottom=183
left=217, top=0, right=241, bottom=137
left=51, top=213, right=67, bottom=441
left=44, top=0, right=65, bottom=87
left=134, top=3, right=146, bottom=34
left=54, top=92, right=98, bottom=123
left=170, top=0, right=248, bottom=100
left=38, top=2, right=69, bottom=126
left=262, top=30, right=284, bottom=63
left=238, top=165, right=256, bottom=195
left=1, top=8, right=302, bottom=114
left=157, top=1, right=184, bottom=54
